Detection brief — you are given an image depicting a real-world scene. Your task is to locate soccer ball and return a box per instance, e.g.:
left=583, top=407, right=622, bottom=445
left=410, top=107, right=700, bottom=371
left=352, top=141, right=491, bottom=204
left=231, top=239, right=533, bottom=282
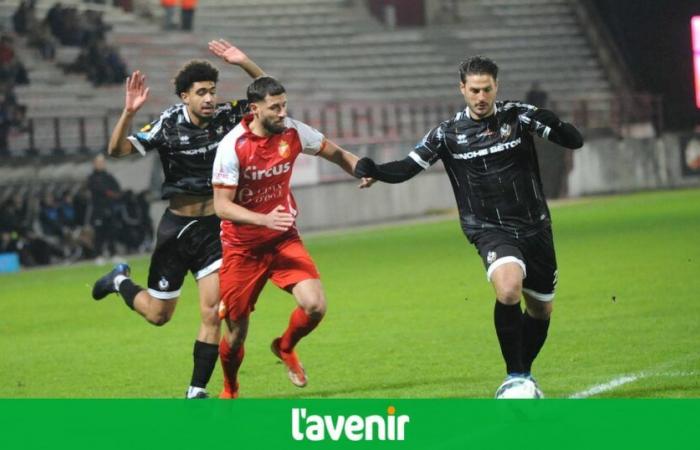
left=495, top=377, right=543, bottom=399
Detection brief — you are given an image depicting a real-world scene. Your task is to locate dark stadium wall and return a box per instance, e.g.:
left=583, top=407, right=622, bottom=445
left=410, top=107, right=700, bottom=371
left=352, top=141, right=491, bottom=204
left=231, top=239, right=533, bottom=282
left=593, top=0, right=700, bottom=130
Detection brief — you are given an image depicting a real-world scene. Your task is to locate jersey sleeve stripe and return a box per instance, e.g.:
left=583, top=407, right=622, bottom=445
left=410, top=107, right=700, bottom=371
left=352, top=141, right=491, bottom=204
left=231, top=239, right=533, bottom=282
left=409, top=151, right=431, bottom=169
left=126, top=136, right=146, bottom=156
left=212, top=184, right=238, bottom=189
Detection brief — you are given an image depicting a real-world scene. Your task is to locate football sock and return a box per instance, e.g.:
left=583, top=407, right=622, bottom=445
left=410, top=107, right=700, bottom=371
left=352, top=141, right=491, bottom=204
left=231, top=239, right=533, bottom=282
left=522, top=311, right=550, bottom=373
left=190, top=340, right=219, bottom=389
left=494, top=300, right=525, bottom=374
left=279, top=307, right=321, bottom=353
left=219, top=338, right=244, bottom=394
left=117, top=279, right=142, bottom=310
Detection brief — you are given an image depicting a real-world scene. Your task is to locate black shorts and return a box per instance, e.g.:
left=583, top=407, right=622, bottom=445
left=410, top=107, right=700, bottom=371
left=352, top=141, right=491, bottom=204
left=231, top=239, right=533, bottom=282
left=147, top=209, right=222, bottom=300
left=471, top=226, right=558, bottom=302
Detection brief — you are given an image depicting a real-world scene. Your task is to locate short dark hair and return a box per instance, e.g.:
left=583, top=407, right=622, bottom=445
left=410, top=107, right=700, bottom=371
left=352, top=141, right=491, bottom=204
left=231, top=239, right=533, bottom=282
left=247, top=76, right=286, bottom=103
left=459, top=56, right=499, bottom=82
left=173, top=60, right=219, bottom=96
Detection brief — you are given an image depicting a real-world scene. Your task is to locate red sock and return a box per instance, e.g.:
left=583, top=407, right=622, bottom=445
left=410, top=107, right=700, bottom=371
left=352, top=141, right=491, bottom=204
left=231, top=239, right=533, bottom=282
left=219, top=338, right=244, bottom=396
left=279, top=307, right=321, bottom=352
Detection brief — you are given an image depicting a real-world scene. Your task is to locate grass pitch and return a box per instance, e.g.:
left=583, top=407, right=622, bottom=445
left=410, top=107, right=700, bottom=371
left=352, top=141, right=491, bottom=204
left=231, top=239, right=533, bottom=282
left=1, top=188, right=698, bottom=398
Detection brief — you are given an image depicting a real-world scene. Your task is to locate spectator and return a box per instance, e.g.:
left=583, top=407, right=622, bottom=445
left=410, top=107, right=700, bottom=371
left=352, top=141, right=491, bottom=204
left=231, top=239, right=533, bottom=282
left=180, top=0, right=197, bottom=31
left=12, top=0, right=36, bottom=35
left=525, top=81, right=548, bottom=108
left=87, top=154, right=122, bottom=258
left=0, top=87, right=28, bottom=157
left=161, top=0, right=177, bottom=30
left=0, top=34, right=30, bottom=86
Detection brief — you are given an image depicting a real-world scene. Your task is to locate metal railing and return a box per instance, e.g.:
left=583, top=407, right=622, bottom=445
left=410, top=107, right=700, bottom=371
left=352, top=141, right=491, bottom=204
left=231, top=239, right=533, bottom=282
left=5, top=94, right=663, bottom=157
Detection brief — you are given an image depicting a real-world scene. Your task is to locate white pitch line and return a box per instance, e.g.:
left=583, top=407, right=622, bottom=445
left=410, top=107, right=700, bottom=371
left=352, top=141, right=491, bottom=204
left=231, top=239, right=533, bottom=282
left=569, top=373, right=645, bottom=399
left=569, top=370, right=698, bottom=399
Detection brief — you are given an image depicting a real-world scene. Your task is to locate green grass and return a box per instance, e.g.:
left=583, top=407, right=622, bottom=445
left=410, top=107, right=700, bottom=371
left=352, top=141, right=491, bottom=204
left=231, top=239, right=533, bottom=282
left=1, top=189, right=699, bottom=398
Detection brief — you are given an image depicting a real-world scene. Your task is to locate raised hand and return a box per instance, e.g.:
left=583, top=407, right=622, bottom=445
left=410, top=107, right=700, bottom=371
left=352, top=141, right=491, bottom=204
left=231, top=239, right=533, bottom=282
left=263, top=205, right=295, bottom=231
left=208, top=39, right=249, bottom=65
left=124, top=70, right=150, bottom=114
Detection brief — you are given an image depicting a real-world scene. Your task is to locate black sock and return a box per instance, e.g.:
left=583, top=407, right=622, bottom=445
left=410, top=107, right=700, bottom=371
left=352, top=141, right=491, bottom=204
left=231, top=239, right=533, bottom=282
left=117, top=279, right=142, bottom=310
left=522, top=311, right=550, bottom=374
left=494, top=301, right=524, bottom=375
left=190, top=340, right=219, bottom=389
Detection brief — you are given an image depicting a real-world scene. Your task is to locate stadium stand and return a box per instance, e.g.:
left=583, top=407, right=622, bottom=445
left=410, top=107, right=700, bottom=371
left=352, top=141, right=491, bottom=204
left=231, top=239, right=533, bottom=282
left=1, top=0, right=655, bottom=156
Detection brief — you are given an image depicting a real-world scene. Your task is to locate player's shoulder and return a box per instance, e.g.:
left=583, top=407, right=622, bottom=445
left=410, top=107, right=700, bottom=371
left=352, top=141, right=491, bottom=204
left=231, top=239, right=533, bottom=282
left=436, top=109, right=467, bottom=132
left=214, top=99, right=249, bottom=116
left=218, top=121, right=247, bottom=148
left=160, top=103, right=186, bottom=121
left=500, top=100, right=536, bottom=113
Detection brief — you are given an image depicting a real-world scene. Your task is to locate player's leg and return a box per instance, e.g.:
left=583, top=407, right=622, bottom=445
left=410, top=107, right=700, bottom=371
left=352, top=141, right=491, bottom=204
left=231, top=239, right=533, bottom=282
left=91, top=209, right=185, bottom=326
left=473, top=231, right=528, bottom=377
left=520, top=226, right=557, bottom=376
left=92, top=263, right=180, bottom=325
left=182, top=215, right=223, bottom=399
left=522, top=292, right=552, bottom=374
left=184, top=272, right=221, bottom=398
left=269, top=237, right=323, bottom=388
left=490, top=260, right=526, bottom=375
left=217, top=245, right=270, bottom=398
left=219, top=315, right=249, bottom=399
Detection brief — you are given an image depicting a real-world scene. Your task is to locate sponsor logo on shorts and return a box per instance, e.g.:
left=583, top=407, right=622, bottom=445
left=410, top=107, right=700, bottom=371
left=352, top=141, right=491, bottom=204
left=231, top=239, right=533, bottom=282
left=487, top=251, right=497, bottom=264
left=158, top=277, right=170, bottom=290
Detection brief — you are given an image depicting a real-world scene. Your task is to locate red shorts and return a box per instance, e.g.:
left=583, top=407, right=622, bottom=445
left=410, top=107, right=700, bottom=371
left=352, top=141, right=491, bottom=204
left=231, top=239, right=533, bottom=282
left=218, top=235, right=320, bottom=321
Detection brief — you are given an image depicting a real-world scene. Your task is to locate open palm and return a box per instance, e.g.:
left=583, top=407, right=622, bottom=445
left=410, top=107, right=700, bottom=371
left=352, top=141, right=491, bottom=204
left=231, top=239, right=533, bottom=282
left=208, top=39, right=248, bottom=65
left=125, top=70, right=150, bottom=113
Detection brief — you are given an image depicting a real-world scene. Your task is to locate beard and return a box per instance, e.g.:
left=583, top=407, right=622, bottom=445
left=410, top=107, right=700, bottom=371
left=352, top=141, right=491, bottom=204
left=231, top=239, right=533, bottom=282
left=262, top=116, right=286, bottom=135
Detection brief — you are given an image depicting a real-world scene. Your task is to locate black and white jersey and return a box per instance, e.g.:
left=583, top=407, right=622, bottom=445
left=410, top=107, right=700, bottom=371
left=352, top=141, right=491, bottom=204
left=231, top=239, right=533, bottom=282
left=128, top=100, right=248, bottom=199
left=411, top=101, right=555, bottom=239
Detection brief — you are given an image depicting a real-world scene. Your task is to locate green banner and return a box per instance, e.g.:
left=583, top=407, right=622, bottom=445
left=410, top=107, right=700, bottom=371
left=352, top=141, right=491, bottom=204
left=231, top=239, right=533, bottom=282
left=1, top=399, right=697, bottom=449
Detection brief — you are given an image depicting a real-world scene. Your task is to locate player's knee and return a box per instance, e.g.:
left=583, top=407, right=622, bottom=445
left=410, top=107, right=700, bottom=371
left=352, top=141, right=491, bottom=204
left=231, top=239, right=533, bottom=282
left=302, top=295, right=326, bottom=319
left=496, top=285, right=522, bottom=304
left=527, top=301, right=552, bottom=320
left=148, top=313, right=172, bottom=326
left=201, top=307, right=221, bottom=327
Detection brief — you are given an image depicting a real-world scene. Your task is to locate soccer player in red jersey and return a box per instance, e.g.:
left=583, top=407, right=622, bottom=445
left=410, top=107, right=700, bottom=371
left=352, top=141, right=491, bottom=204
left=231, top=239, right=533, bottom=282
left=212, top=76, right=372, bottom=398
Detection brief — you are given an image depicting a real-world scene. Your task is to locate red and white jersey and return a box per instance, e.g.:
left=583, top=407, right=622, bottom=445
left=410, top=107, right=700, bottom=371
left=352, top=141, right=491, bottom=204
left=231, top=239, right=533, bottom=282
left=212, top=114, right=327, bottom=247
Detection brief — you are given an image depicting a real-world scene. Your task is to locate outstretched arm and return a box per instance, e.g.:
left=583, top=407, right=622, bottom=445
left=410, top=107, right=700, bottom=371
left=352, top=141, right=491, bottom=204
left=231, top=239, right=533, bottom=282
left=317, top=140, right=375, bottom=188
left=528, top=109, right=583, bottom=149
left=354, top=156, right=423, bottom=184
left=208, top=39, right=264, bottom=79
left=108, top=70, right=150, bottom=157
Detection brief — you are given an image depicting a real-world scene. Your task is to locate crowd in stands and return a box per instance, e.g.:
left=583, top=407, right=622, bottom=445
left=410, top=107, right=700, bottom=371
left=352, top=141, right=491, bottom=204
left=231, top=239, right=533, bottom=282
left=0, top=155, right=153, bottom=267
left=12, top=0, right=128, bottom=87
left=0, top=33, right=29, bottom=157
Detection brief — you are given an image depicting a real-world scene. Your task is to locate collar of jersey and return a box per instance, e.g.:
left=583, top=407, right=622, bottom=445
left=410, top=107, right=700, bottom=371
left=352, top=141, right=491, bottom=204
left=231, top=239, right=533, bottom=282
left=241, top=114, right=283, bottom=158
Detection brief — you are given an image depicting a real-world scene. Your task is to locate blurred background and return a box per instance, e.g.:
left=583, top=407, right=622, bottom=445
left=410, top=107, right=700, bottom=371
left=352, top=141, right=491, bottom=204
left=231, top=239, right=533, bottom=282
left=1, top=0, right=699, bottom=270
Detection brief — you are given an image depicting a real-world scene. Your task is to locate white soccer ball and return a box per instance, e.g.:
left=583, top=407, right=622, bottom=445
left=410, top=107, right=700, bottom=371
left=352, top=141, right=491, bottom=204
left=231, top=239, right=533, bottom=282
left=495, top=377, right=543, bottom=399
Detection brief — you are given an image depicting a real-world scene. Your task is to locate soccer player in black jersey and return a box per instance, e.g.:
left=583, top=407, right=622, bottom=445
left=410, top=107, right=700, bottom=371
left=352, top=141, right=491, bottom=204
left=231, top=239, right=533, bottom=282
left=91, top=40, right=264, bottom=398
left=354, top=56, right=583, bottom=397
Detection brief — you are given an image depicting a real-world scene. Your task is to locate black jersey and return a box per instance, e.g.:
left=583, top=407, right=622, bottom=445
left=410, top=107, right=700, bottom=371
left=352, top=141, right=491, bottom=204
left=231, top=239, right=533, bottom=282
left=411, top=101, right=554, bottom=239
left=128, top=100, right=248, bottom=199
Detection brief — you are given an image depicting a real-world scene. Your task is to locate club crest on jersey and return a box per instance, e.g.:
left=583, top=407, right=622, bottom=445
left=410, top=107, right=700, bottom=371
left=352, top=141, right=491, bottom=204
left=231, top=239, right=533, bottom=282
left=487, top=251, right=497, bottom=264
left=500, top=124, right=512, bottom=139
left=278, top=140, right=291, bottom=158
